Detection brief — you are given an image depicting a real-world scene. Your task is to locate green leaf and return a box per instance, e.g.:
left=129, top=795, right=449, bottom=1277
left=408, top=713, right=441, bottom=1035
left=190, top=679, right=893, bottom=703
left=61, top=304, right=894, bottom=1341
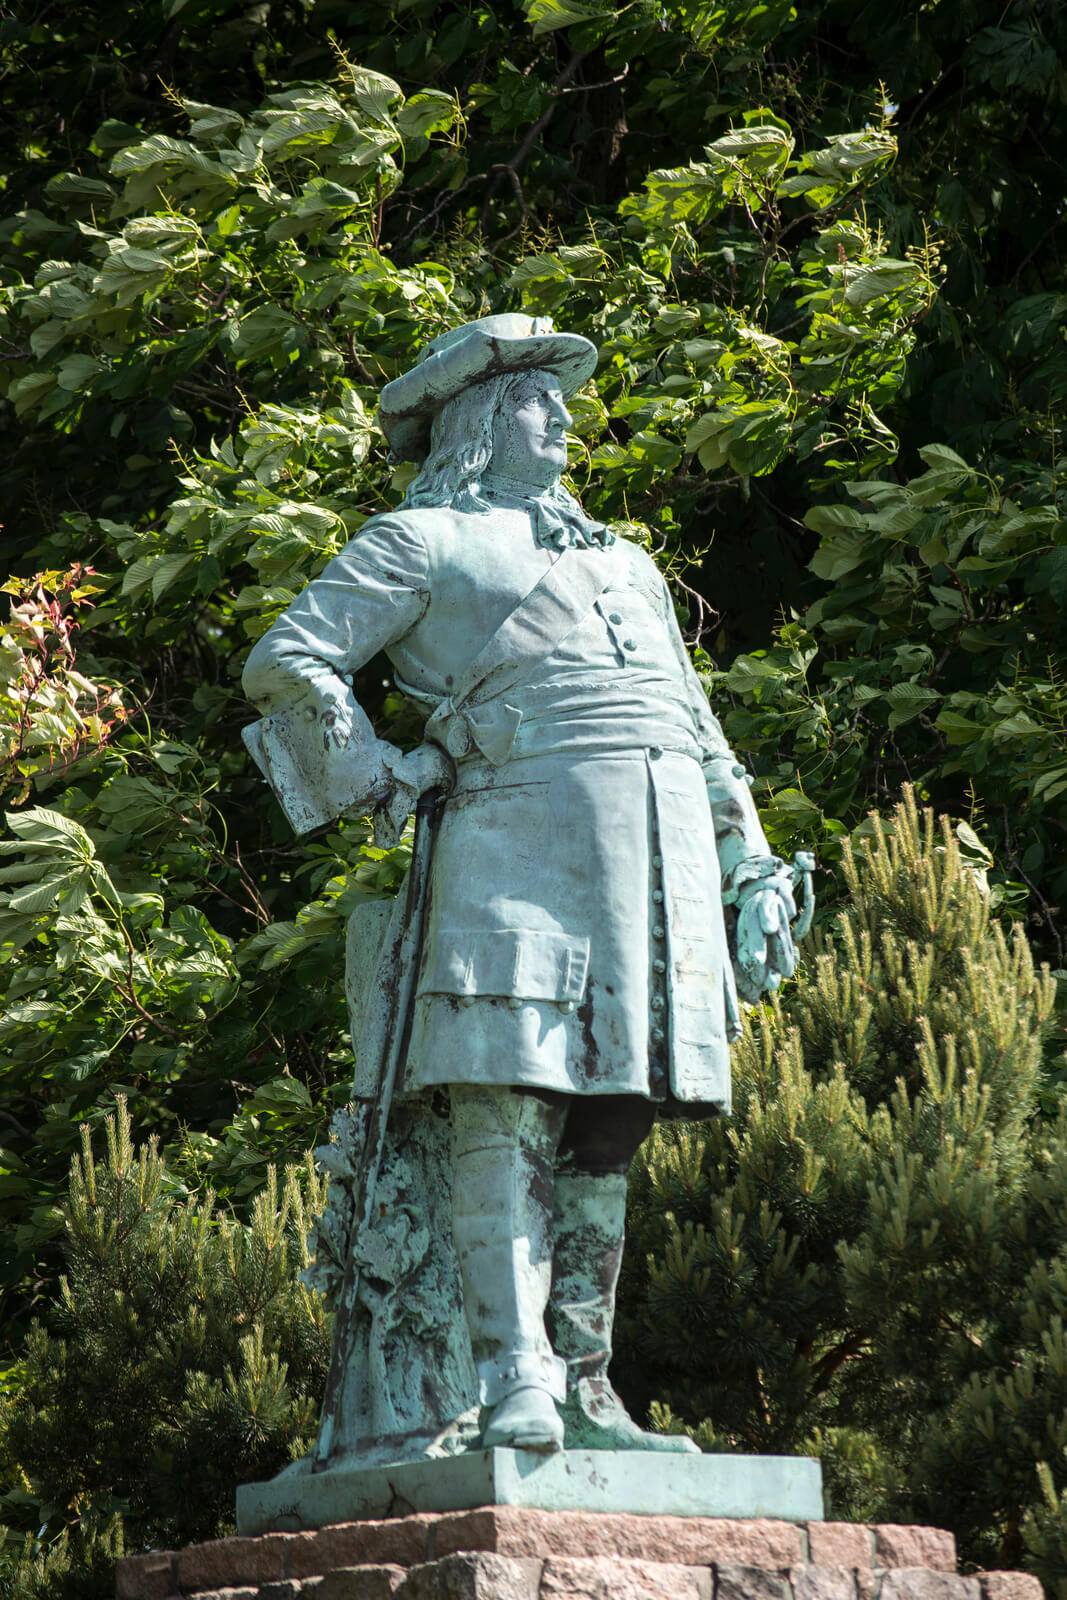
left=214, top=203, right=242, bottom=238
left=993, top=711, right=1046, bottom=741
left=6, top=372, right=56, bottom=414
left=842, top=259, right=919, bottom=306
left=109, top=133, right=221, bottom=180
left=248, top=1076, right=313, bottom=1111
left=707, top=125, right=793, bottom=160
left=521, top=0, right=613, bottom=33
left=3, top=809, right=94, bottom=854
left=231, top=305, right=300, bottom=361
left=1033, top=765, right=1067, bottom=802
left=0, top=999, right=68, bottom=1032
left=1040, top=547, right=1067, bottom=609
left=886, top=682, right=940, bottom=727
left=181, top=99, right=244, bottom=139
left=396, top=92, right=457, bottom=142
left=509, top=254, right=570, bottom=289
left=869, top=504, right=923, bottom=537
left=55, top=354, right=102, bottom=392
left=44, top=172, right=116, bottom=203
left=685, top=413, right=732, bottom=471
left=150, top=554, right=195, bottom=602
left=954, top=821, right=993, bottom=865
left=804, top=505, right=869, bottom=536
left=917, top=443, right=973, bottom=474
left=808, top=539, right=870, bottom=582
left=908, top=469, right=975, bottom=508
left=777, top=175, right=829, bottom=197
left=886, top=683, right=940, bottom=707
left=346, top=68, right=403, bottom=126
left=5, top=869, right=89, bottom=916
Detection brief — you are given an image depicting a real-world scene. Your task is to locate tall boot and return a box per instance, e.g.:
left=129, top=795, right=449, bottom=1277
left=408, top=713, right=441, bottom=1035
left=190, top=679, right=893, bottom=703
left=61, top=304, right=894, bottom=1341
left=452, top=1087, right=566, bottom=1452
left=548, top=1169, right=698, bottom=1452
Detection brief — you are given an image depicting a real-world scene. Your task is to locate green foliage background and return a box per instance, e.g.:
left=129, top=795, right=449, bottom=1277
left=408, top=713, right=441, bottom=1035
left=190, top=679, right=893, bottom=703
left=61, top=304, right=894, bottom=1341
left=1, top=0, right=1066, bottom=1592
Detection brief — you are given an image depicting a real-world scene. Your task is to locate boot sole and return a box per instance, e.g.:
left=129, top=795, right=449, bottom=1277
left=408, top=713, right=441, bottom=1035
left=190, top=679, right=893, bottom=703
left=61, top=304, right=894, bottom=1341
left=483, top=1425, right=564, bottom=1452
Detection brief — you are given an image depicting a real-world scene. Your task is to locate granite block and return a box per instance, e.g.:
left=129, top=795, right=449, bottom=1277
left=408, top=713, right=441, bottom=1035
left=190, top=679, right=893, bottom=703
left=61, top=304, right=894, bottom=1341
left=977, top=1578, right=1044, bottom=1600
left=539, top=1556, right=711, bottom=1599
left=873, top=1529, right=957, bottom=1574
left=398, top=1553, right=542, bottom=1600
left=287, top=1521, right=436, bottom=1578
left=116, top=1552, right=177, bottom=1600
left=429, top=1510, right=804, bottom=1569
left=789, top=1565, right=857, bottom=1600
left=879, top=1571, right=980, bottom=1600
left=805, top=1526, right=873, bottom=1569
left=177, top=1536, right=289, bottom=1591
left=317, top=1565, right=406, bottom=1598
left=713, top=1563, right=788, bottom=1600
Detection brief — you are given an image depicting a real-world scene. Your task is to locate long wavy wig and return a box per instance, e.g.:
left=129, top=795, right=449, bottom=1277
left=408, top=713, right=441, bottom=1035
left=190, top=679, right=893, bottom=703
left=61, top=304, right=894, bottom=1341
left=401, top=369, right=601, bottom=544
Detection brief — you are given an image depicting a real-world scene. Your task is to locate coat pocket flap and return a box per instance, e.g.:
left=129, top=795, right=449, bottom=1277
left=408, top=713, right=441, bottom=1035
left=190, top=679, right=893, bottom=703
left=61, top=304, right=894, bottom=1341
left=418, top=927, right=590, bottom=1002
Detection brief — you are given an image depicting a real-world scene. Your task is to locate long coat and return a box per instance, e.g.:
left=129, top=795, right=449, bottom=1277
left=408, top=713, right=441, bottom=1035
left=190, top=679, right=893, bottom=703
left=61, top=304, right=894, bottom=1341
left=242, top=497, right=774, bottom=1111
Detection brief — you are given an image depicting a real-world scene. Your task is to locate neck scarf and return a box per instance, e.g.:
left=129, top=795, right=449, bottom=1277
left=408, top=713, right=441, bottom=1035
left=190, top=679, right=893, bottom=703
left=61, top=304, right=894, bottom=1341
left=477, top=471, right=615, bottom=552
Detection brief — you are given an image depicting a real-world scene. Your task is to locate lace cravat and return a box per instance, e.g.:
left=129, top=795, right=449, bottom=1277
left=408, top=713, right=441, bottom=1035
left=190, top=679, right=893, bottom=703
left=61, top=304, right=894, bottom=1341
left=478, top=472, right=615, bottom=552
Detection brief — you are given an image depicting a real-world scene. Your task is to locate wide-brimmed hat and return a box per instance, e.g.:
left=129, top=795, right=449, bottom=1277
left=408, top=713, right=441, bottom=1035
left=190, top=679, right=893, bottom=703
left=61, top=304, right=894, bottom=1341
left=378, top=313, right=598, bottom=463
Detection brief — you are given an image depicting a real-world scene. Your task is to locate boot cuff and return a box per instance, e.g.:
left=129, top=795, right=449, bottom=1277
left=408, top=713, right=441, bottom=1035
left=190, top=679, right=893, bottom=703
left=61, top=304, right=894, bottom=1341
left=478, top=1351, right=567, bottom=1407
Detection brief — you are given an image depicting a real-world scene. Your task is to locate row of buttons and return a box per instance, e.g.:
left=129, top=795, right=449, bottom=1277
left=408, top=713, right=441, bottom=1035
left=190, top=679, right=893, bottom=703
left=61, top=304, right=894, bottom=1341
left=607, top=610, right=638, bottom=653
left=650, top=847, right=667, bottom=1051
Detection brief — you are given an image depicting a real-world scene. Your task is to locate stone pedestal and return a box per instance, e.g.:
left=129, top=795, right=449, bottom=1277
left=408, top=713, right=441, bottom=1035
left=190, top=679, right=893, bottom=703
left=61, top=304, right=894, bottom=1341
left=235, top=1451, right=824, bottom=1535
left=114, top=1506, right=1044, bottom=1600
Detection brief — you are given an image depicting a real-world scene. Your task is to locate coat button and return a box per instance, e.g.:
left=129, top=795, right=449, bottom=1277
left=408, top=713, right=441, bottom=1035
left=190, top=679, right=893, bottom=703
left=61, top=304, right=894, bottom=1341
left=649, top=747, right=662, bottom=761
left=609, top=612, right=622, bottom=625
left=459, top=995, right=475, bottom=1008
left=558, top=999, right=575, bottom=1014
left=651, top=1026, right=665, bottom=1044
left=732, top=763, right=746, bottom=779
left=507, top=997, right=523, bottom=1011
left=653, top=958, right=666, bottom=974
left=652, top=924, right=665, bottom=939
left=651, top=994, right=664, bottom=1011
left=652, top=889, right=664, bottom=904
left=652, top=854, right=662, bottom=867
left=623, top=639, right=637, bottom=651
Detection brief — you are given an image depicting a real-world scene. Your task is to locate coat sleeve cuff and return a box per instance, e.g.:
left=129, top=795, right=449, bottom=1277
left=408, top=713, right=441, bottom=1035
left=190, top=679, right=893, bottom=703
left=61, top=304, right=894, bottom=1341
left=702, top=752, right=774, bottom=880
left=243, top=691, right=397, bottom=835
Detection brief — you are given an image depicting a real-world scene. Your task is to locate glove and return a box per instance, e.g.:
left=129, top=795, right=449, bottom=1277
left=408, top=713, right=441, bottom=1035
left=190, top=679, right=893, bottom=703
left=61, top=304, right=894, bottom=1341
left=374, top=741, right=456, bottom=845
left=724, top=855, right=802, bottom=1004
left=734, top=881, right=799, bottom=1002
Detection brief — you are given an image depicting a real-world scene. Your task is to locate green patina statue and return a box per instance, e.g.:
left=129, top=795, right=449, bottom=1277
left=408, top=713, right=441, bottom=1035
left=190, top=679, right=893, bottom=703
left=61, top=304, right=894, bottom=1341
left=242, top=314, right=813, bottom=1475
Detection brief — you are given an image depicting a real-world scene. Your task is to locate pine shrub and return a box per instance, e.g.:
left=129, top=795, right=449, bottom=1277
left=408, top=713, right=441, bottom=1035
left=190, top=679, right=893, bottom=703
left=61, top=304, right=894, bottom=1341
left=616, top=789, right=1064, bottom=1586
left=0, top=1102, right=329, bottom=1598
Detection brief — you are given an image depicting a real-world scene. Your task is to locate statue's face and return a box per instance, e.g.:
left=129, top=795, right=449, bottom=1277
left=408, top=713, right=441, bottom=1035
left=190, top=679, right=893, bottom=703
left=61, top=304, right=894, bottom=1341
left=489, top=372, right=571, bottom=488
